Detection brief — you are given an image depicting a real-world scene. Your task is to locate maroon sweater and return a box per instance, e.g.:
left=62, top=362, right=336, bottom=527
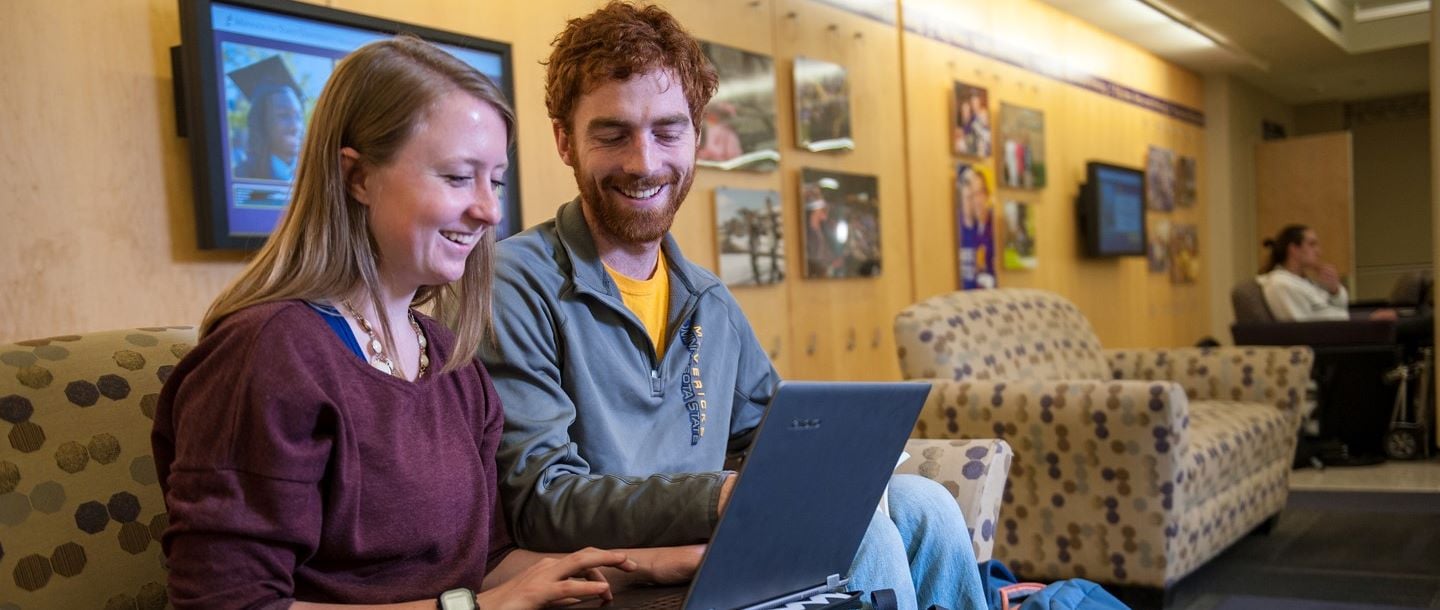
left=153, top=301, right=513, bottom=609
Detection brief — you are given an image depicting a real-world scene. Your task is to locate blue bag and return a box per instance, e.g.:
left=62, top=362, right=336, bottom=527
left=974, top=560, right=1129, bottom=610
left=1017, top=579, right=1127, bottom=610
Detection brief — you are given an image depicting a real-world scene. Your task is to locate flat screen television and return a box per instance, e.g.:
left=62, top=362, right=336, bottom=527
left=175, top=0, right=518, bottom=249
left=1077, top=161, right=1146, bottom=257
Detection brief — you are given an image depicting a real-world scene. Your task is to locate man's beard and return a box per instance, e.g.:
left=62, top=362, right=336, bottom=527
left=574, top=156, right=693, bottom=245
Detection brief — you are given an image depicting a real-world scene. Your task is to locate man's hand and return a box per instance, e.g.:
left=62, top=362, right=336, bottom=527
left=1314, top=263, right=1342, bottom=295
left=477, top=547, right=636, bottom=610
left=604, top=544, right=706, bottom=591
left=717, top=473, right=736, bottom=516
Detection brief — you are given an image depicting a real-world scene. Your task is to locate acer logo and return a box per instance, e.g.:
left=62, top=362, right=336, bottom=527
left=789, top=418, right=822, bottom=431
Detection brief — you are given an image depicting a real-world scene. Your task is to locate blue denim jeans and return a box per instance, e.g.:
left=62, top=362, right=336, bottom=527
left=846, top=474, right=986, bottom=610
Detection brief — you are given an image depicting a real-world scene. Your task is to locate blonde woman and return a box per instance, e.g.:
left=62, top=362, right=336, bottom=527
left=153, top=37, right=697, bottom=610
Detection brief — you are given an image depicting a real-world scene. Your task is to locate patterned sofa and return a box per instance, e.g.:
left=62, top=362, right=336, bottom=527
left=893, top=289, right=1314, bottom=594
left=0, top=326, right=1013, bottom=608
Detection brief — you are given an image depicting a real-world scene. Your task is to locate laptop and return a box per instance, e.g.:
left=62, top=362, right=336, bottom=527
left=589, top=380, right=932, bottom=610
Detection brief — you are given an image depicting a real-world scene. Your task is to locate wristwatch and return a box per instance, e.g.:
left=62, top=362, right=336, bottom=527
left=438, top=587, right=476, bottom=610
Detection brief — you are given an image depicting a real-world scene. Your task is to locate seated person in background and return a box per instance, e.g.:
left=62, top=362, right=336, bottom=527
left=482, top=4, right=985, bottom=609
left=152, top=36, right=694, bottom=610
left=1258, top=224, right=1396, bottom=321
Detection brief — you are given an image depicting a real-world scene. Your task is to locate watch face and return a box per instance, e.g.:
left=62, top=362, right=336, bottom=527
left=440, top=589, right=475, bottom=610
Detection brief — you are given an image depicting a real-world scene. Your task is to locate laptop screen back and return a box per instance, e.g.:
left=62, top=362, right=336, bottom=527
left=682, top=381, right=931, bottom=610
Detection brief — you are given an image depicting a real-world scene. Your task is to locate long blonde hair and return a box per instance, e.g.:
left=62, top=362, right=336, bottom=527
left=202, top=36, right=516, bottom=374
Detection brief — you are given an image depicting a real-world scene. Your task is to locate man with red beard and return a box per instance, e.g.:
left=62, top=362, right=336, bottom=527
left=483, top=4, right=985, bottom=608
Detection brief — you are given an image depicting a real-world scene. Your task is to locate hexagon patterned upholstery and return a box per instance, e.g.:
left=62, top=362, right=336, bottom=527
left=894, top=289, right=1314, bottom=591
left=1, top=327, right=195, bottom=610
left=0, top=325, right=1014, bottom=608
left=895, top=438, right=1013, bottom=563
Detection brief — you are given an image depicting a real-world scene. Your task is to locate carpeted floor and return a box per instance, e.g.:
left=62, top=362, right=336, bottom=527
left=1166, top=490, right=1440, bottom=610
left=1211, top=595, right=1427, bottom=610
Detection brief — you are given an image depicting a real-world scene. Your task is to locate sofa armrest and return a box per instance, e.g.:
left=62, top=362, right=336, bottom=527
left=912, top=378, right=1189, bottom=584
left=899, top=438, right=1012, bottom=563
left=1104, top=346, right=1313, bottom=416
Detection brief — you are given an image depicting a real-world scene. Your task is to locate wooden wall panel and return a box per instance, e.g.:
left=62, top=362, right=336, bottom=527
left=663, top=0, right=793, bottom=375
left=0, top=0, right=248, bottom=343
left=1255, top=132, right=1355, bottom=282
left=773, top=0, right=913, bottom=381
left=900, top=0, right=1209, bottom=350
left=1, top=0, right=1214, bottom=369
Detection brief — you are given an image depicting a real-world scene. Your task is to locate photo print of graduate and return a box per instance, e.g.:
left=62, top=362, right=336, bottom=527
left=998, top=103, right=1045, bottom=189
left=1146, top=145, right=1177, bottom=212
left=715, top=187, right=785, bottom=287
left=799, top=169, right=882, bottom=279
left=697, top=41, right=780, bottom=172
left=793, top=56, right=854, bottom=152
left=1002, top=200, right=1036, bottom=271
left=952, top=81, right=991, bottom=158
left=222, top=46, right=331, bottom=206
left=955, top=163, right=997, bottom=289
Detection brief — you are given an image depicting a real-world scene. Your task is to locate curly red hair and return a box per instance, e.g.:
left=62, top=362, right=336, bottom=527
left=545, top=1, right=718, bottom=132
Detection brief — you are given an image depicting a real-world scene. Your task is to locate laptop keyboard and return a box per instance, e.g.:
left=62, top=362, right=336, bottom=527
left=633, top=592, right=686, bottom=610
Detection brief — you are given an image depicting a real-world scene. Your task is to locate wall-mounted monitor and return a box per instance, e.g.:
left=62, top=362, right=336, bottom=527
left=1077, top=161, right=1146, bottom=257
left=175, top=0, right=518, bottom=249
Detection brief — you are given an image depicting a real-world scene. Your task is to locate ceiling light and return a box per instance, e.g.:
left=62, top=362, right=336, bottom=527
left=1354, top=0, right=1430, bottom=22
left=1136, top=0, right=1272, bottom=71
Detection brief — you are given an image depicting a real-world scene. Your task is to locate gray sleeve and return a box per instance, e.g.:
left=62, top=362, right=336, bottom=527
left=484, top=262, right=728, bottom=551
left=723, top=291, right=780, bottom=460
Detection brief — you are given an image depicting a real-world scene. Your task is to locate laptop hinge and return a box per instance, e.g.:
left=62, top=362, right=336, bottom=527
left=734, top=576, right=850, bottom=610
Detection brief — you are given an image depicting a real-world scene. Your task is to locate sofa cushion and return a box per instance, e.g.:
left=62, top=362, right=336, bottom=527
left=1, top=327, right=195, bottom=609
left=1181, top=400, right=1294, bottom=507
left=895, top=289, right=1110, bottom=382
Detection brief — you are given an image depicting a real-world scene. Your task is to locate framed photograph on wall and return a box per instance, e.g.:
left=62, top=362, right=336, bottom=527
left=793, top=56, right=853, bottom=152
left=799, top=168, right=881, bottom=279
left=1148, top=217, right=1171, bottom=273
left=998, top=103, right=1045, bottom=189
left=1176, top=155, right=1197, bottom=207
left=1001, top=200, right=1036, bottom=271
left=952, top=81, right=991, bottom=158
left=1169, top=223, right=1200, bottom=284
left=1146, top=145, right=1176, bottom=211
left=955, top=163, right=997, bottom=288
left=697, top=41, right=780, bottom=172
left=715, top=187, right=785, bottom=287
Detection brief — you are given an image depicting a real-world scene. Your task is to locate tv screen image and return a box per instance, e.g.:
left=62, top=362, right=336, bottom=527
left=1079, top=162, right=1146, bottom=257
left=178, top=0, right=516, bottom=249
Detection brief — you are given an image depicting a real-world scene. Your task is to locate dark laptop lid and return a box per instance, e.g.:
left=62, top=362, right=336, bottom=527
left=682, top=381, right=931, bottom=610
